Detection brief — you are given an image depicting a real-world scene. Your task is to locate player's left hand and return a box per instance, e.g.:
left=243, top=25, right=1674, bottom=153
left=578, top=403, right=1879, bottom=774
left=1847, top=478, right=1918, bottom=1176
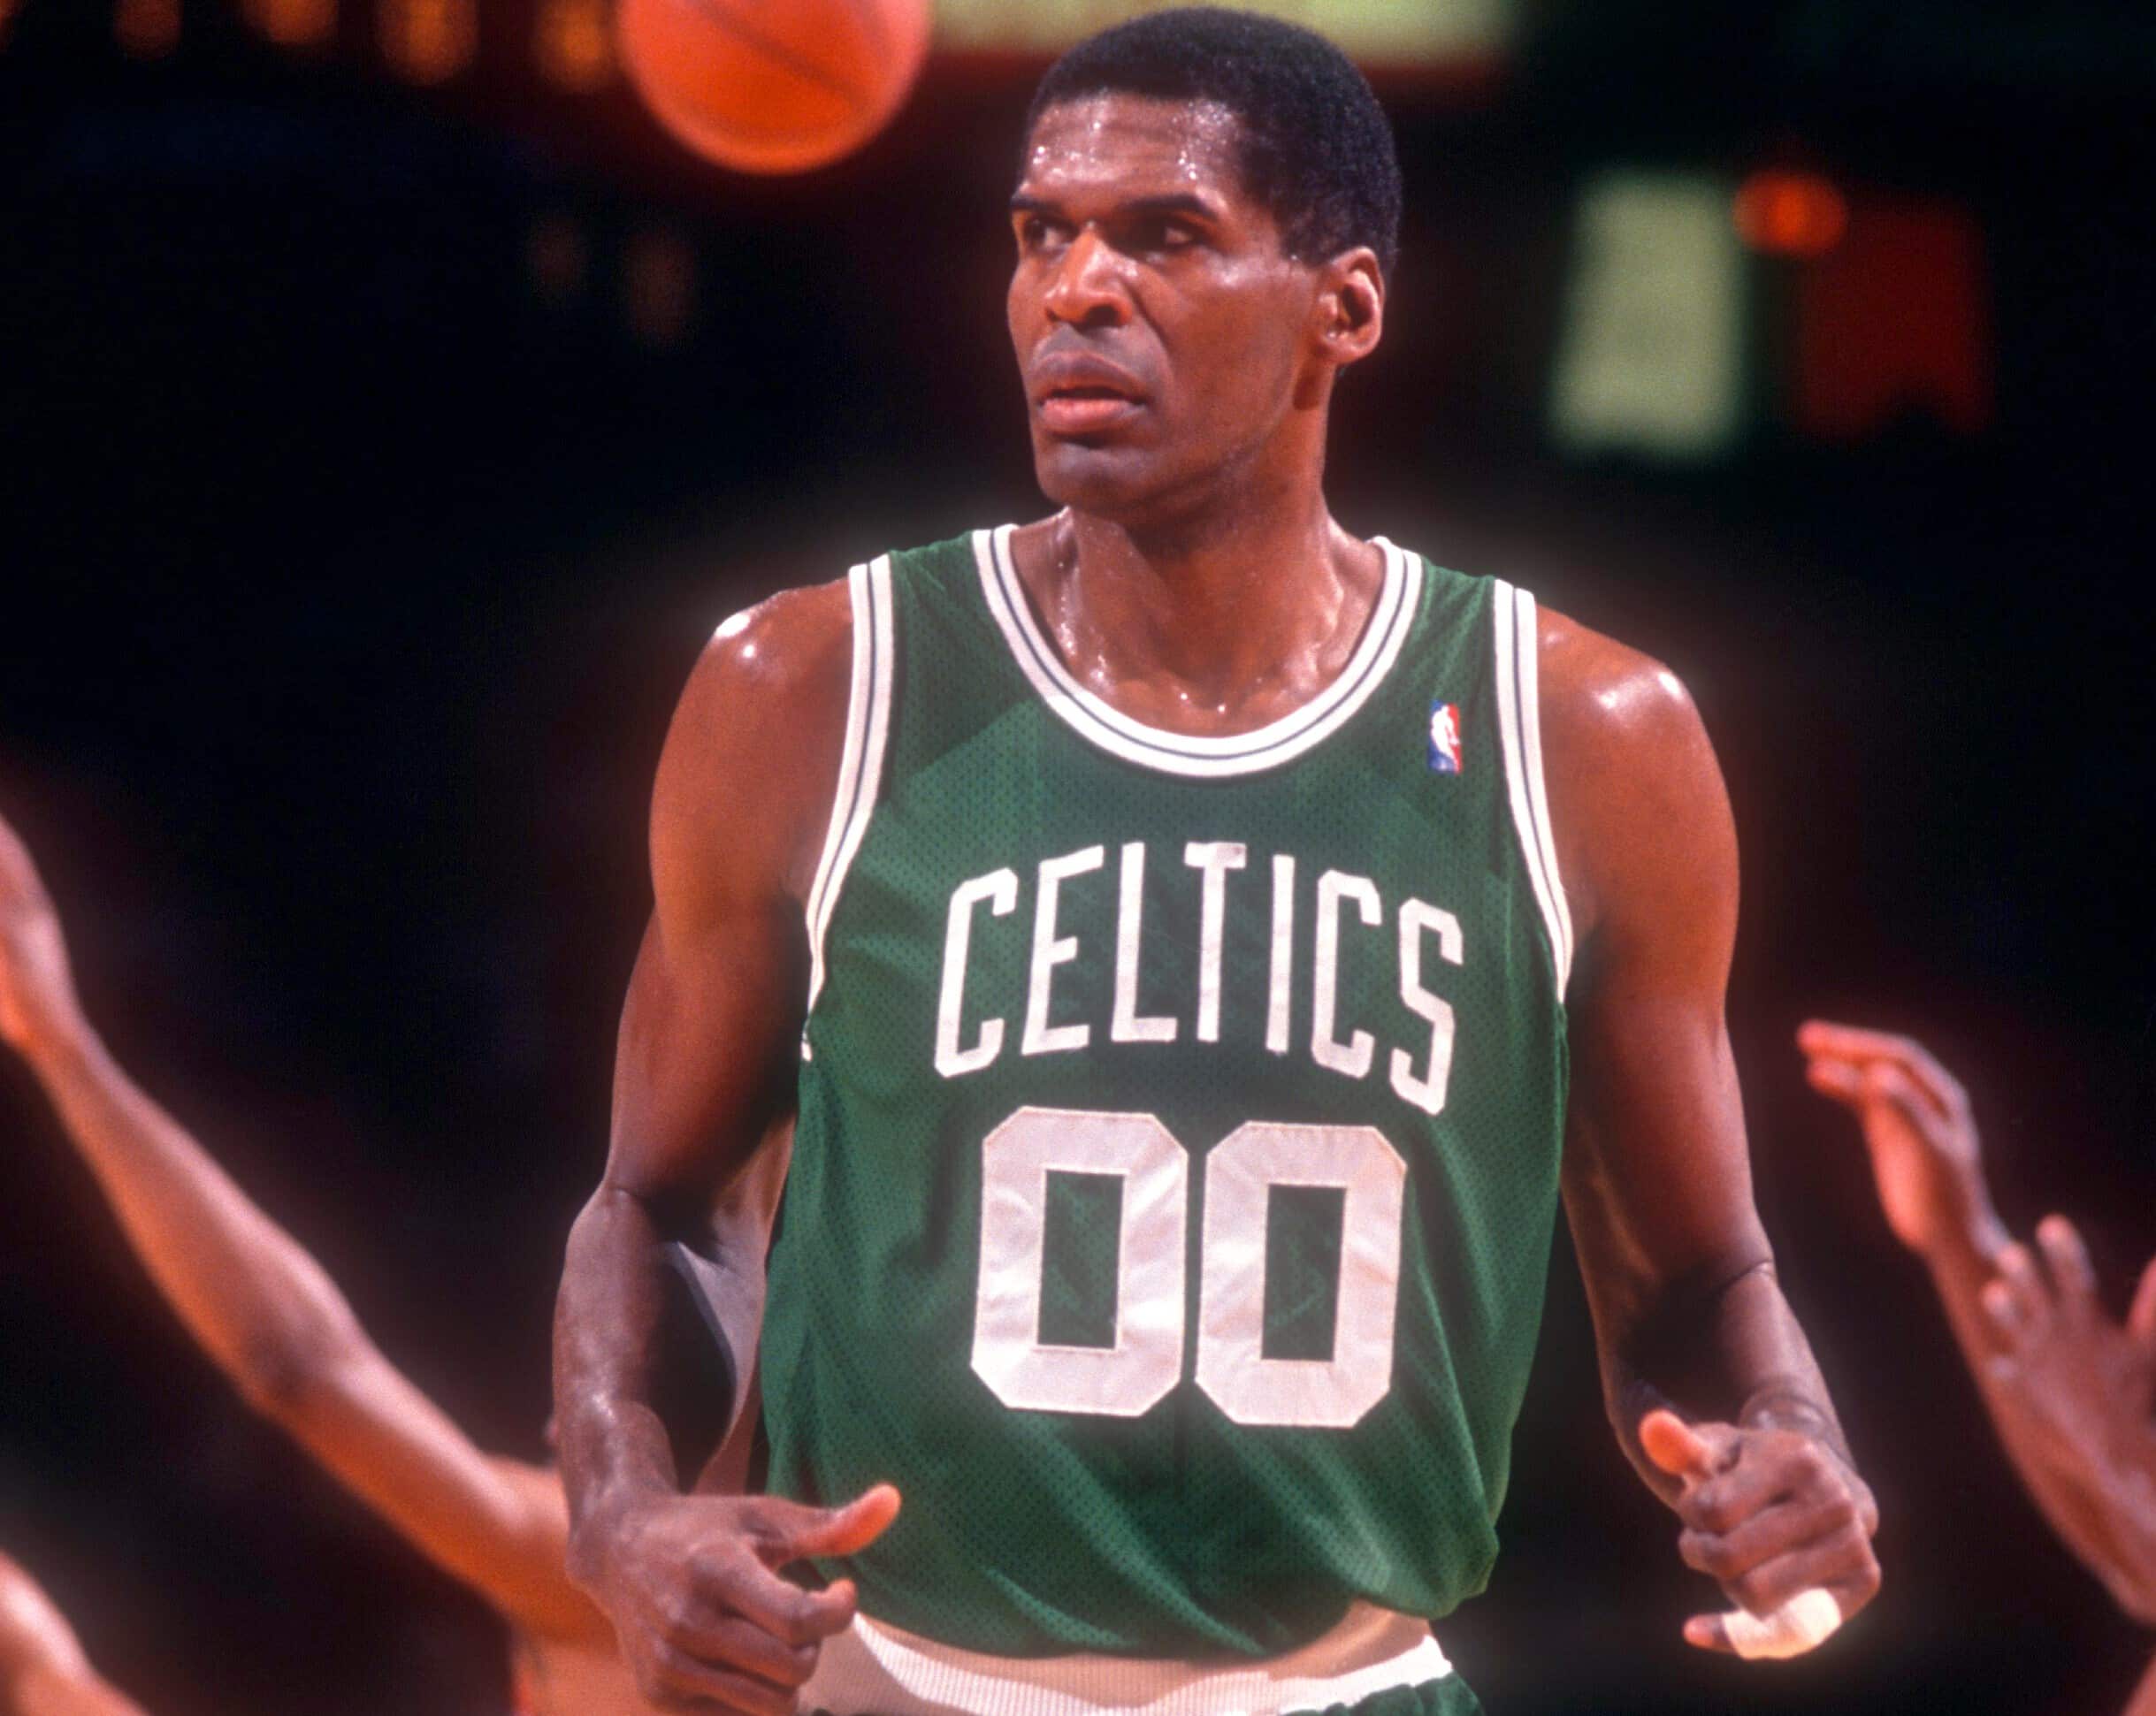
left=1640, top=1407, right=1880, bottom=1659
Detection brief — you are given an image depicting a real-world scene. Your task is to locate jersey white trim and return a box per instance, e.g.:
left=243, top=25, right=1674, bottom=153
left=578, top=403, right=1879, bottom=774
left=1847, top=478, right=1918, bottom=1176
left=800, top=1601, right=1452, bottom=1716
left=1492, top=579, right=1574, bottom=999
left=974, top=524, right=1423, bottom=780
left=804, top=555, right=896, bottom=1018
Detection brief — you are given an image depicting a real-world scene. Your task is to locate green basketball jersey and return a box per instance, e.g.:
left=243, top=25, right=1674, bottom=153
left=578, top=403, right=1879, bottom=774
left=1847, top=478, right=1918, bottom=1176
left=762, top=524, right=1571, bottom=1660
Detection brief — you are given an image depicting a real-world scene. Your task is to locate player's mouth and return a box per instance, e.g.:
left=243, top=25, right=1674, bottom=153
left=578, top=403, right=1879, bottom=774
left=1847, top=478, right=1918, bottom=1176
left=1039, top=386, right=1145, bottom=435
left=1031, top=354, right=1150, bottom=437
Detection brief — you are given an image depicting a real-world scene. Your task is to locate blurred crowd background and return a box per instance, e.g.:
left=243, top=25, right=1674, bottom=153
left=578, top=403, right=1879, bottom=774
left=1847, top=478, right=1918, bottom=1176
left=1, top=1, right=2152, bottom=1711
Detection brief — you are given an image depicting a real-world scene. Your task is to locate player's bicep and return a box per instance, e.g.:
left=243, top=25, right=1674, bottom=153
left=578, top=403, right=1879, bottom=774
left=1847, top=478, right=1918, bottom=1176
left=607, top=903, right=802, bottom=1215
left=606, top=587, right=849, bottom=1217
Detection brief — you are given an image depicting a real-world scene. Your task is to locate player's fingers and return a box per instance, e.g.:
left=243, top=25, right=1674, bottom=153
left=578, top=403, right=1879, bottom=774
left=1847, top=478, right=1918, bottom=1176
left=1682, top=1610, right=1739, bottom=1655
left=1996, top=1241, right=2054, bottom=1332
left=1686, top=1587, right=1846, bottom=1660
left=1979, top=1277, right=2029, bottom=1346
left=641, top=1643, right=801, bottom=1716
left=1721, top=1520, right=1877, bottom=1622
left=696, top=1551, right=859, bottom=1649
left=2036, top=1215, right=2098, bottom=1315
left=1640, top=1410, right=1725, bottom=1483
left=1678, top=1489, right=1853, bottom=1584
left=1681, top=1434, right=1838, bottom=1536
left=1794, top=1022, right=1967, bottom=1119
left=1861, top=1061, right=1931, bottom=1128
left=752, top=1484, right=903, bottom=1565
left=1795, top=1019, right=1905, bottom=1059
left=665, top=1615, right=819, bottom=1691
left=2127, top=1255, right=2156, bottom=1349
left=1801, top=1055, right=1865, bottom=1106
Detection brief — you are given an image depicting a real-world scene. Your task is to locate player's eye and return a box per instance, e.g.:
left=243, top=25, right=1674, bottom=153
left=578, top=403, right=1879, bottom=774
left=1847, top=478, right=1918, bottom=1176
left=1128, top=216, right=1198, bottom=255
left=1017, top=215, right=1066, bottom=252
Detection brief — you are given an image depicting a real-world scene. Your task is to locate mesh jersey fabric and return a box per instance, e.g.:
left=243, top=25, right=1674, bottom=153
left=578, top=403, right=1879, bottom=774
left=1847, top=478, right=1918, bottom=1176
left=762, top=526, right=1569, bottom=1661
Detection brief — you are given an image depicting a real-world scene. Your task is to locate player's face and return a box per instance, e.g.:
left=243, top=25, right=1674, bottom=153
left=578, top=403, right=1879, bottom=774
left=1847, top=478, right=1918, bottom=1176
left=1009, top=95, right=1326, bottom=523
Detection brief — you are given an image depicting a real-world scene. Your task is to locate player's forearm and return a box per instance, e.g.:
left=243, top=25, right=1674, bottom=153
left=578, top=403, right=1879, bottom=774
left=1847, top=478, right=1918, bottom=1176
left=19, top=1026, right=369, bottom=1417
left=554, top=1182, right=715, bottom=1576
left=1608, top=1262, right=1860, bottom=1507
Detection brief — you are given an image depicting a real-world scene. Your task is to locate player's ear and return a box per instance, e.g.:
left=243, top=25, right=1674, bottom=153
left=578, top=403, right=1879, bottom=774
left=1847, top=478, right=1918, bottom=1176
left=1314, top=247, right=1384, bottom=370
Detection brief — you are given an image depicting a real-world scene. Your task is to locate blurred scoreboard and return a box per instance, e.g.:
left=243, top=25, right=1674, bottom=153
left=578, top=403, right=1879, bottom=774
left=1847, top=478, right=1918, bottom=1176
left=932, top=0, right=1511, bottom=64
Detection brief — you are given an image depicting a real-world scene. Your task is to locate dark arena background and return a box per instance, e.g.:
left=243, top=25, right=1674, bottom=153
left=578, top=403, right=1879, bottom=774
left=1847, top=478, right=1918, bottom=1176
left=2, top=2, right=2153, bottom=1712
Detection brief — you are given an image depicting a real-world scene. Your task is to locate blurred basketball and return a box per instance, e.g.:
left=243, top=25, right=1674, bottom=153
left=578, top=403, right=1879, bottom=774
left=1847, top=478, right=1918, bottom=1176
left=616, top=0, right=933, bottom=176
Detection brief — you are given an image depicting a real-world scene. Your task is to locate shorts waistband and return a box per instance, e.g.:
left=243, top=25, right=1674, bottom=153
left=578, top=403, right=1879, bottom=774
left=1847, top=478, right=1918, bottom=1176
left=800, top=1599, right=1452, bottom=1716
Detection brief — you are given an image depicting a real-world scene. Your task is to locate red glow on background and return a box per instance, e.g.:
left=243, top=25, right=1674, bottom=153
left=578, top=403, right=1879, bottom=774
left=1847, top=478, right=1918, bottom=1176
left=1734, top=169, right=1849, bottom=257
left=1793, top=196, right=1992, bottom=440
left=245, top=0, right=336, bottom=50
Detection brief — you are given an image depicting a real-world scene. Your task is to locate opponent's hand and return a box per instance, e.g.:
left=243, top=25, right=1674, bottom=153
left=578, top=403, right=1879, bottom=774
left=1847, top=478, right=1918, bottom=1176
left=1981, top=1220, right=2156, bottom=1621
left=575, top=1483, right=900, bottom=1714
left=1797, top=1020, right=1990, bottom=1255
left=0, top=812, right=84, bottom=1057
left=1641, top=1408, right=1879, bottom=1659
left=1984, top=1218, right=2156, bottom=1468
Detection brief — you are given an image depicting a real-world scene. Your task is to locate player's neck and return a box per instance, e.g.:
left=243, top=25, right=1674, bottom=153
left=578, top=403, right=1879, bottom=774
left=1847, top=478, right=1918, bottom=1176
left=1025, top=488, right=1384, bottom=731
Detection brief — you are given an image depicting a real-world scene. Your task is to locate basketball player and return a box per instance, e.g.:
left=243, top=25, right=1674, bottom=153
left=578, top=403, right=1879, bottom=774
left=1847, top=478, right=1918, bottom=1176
left=0, top=1549, right=149, bottom=1716
left=1802, top=1021, right=2156, bottom=1712
left=0, top=807, right=771, bottom=1716
left=553, top=11, right=1884, bottom=1712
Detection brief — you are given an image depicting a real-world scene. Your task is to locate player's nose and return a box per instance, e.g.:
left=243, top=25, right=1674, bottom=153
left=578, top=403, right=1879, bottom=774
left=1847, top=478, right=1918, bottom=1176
left=1044, top=228, right=1131, bottom=328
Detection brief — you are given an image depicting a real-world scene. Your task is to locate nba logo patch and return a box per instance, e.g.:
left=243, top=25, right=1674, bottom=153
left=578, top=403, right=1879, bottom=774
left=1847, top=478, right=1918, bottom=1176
left=1427, top=701, right=1464, bottom=774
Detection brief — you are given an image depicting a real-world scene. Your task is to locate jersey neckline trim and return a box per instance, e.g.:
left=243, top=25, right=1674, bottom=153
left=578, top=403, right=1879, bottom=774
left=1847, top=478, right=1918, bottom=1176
left=973, top=523, right=1424, bottom=781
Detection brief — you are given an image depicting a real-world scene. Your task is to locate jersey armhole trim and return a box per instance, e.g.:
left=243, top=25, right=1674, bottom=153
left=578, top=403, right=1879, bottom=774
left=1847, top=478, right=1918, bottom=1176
left=804, top=554, right=896, bottom=1021
left=1492, top=579, right=1575, bottom=1000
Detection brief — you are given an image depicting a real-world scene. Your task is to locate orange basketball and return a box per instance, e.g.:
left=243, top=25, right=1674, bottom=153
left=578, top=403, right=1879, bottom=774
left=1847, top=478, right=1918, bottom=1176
left=615, top=0, right=933, bottom=176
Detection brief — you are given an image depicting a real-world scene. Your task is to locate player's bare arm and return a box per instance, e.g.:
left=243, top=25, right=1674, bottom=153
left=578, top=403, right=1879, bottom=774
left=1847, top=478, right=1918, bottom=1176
left=1541, top=614, right=1883, bottom=1656
left=553, top=583, right=901, bottom=1715
left=0, top=812, right=600, bottom=1647
left=0, top=1550, right=150, bottom=1716
left=1802, top=1024, right=2156, bottom=1622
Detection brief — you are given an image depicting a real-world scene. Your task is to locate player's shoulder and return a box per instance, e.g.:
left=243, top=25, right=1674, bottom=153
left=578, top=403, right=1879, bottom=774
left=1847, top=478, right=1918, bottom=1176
left=677, top=576, right=855, bottom=728
left=1527, top=599, right=1733, bottom=943
left=652, top=576, right=859, bottom=906
left=1531, top=599, right=1714, bottom=774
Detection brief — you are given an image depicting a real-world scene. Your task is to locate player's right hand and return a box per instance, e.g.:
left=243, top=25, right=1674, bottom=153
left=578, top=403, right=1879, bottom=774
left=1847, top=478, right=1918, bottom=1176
left=573, top=1483, right=900, bottom=1714
left=1796, top=1020, right=1991, bottom=1255
left=0, top=811, right=85, bottom=1058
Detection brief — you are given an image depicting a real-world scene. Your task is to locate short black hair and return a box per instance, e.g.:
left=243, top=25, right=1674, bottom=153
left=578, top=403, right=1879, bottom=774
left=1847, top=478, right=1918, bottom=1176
left=1022, top=7, right=1403, bottom=279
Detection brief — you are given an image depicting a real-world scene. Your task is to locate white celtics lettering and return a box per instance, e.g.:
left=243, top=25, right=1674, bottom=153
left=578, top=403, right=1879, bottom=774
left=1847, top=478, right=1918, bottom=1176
left=1392, top=901, right=1464, bottom=1117
left=935, top=868, right=1017, bottom=1078
left=934, top=842, right=1467, bottom=1118
left=1112, top=842, right=1177, bottom=1045
left=1021, top=844, right=1104, bottom=1057
left=1311, top=869, right=1381, bottom=1079
left=1183, top=841, right=1247, bottom=1044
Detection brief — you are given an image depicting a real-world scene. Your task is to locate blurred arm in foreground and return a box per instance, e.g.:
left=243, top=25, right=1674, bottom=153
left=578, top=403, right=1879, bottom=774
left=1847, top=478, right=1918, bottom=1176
left=0, top=1549, right=149, bottom=1716
left=0, top=806, right=755, bottom=1712
left=1800, top=1021, right=2156, bottom=1712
